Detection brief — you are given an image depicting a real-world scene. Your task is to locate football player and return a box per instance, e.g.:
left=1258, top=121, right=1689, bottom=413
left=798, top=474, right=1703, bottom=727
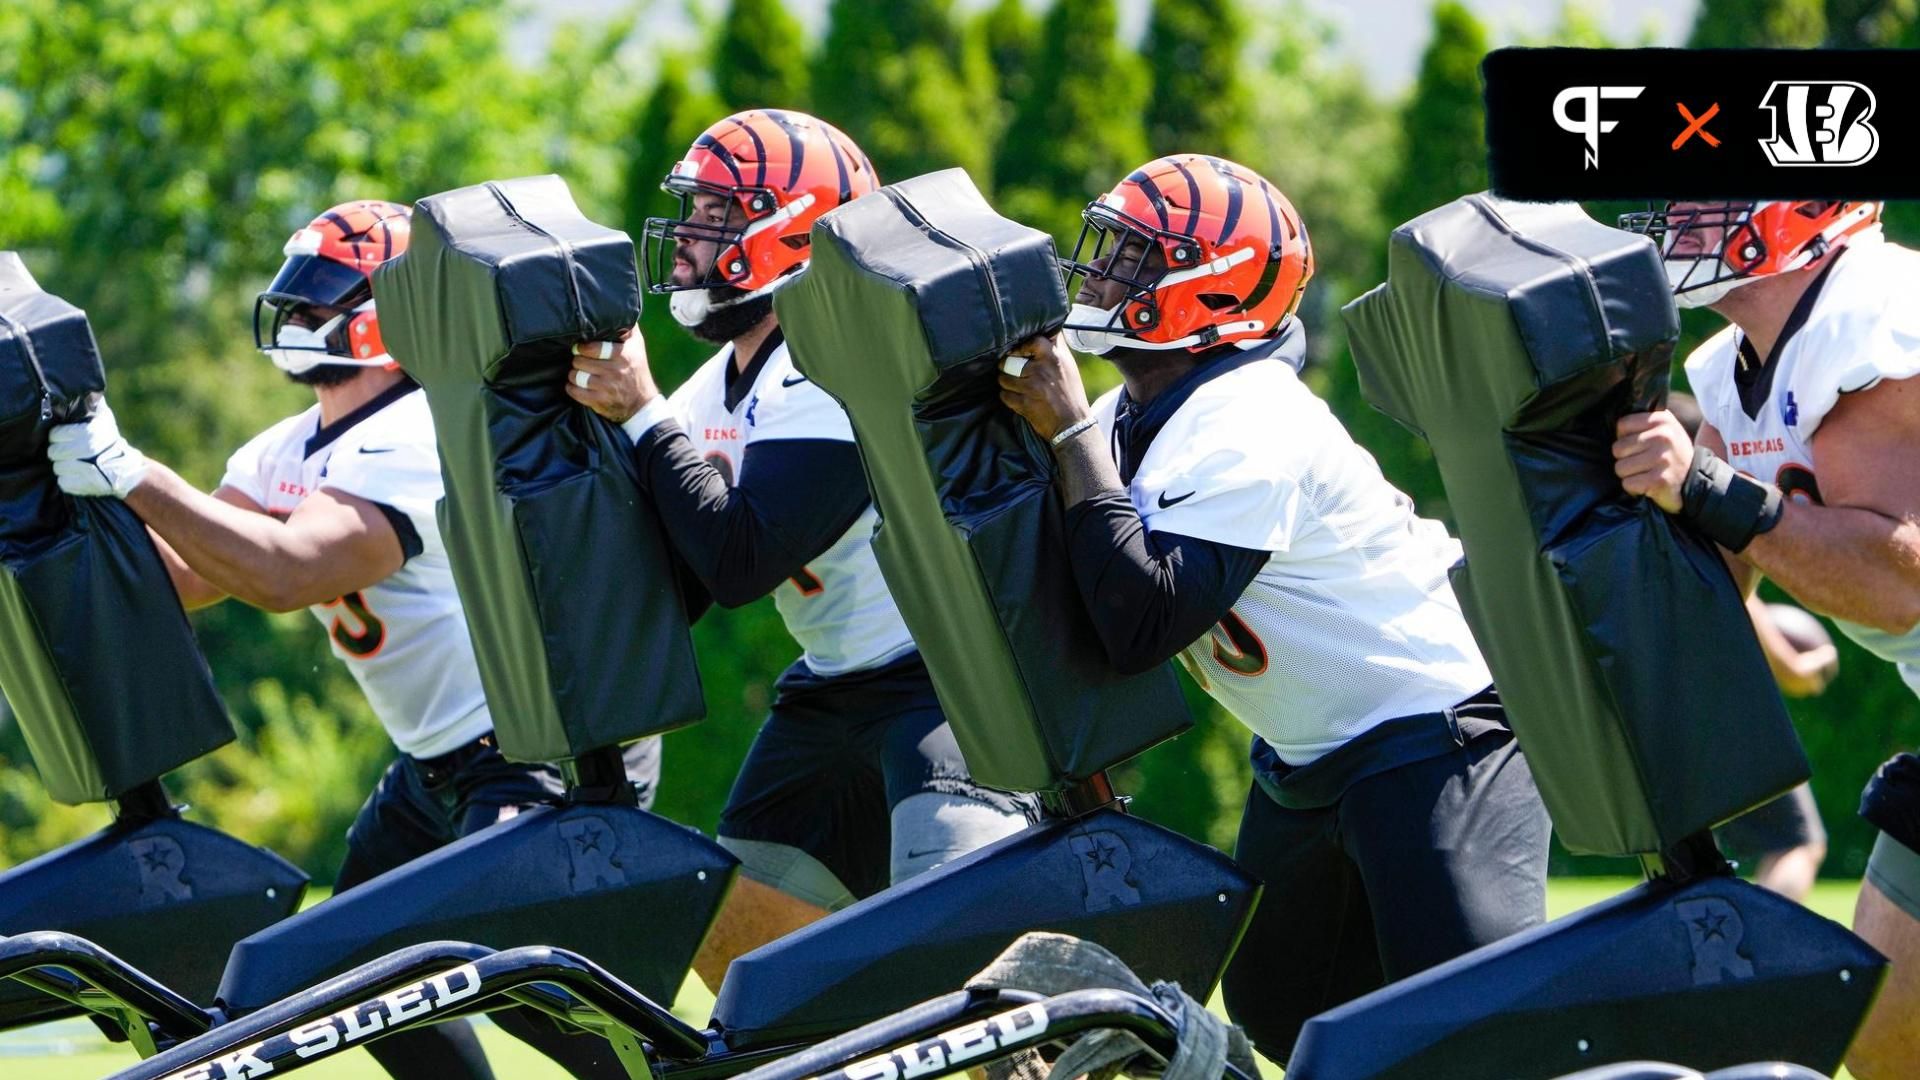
left=997, top=154, right=1551, bottom=1060
left=1615, top=199, right=1920, bottom=1078
left=46, top=201, right=652, bottom=1080
left=562, top=109, right=1037, bottom=995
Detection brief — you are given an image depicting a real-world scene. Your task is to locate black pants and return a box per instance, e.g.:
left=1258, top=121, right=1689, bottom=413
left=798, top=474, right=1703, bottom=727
left=718, top=651, right=1036, bottom=902
left=334, top=734, right=660, bottom=1080
left=1219, top=695, right=1550, bottom=1064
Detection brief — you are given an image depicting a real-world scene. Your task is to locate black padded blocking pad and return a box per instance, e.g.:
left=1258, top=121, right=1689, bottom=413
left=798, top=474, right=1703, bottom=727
left=218, top=803, right=735, bottom=1014
left=1342, top=196, right=1807, bottom=856
left=0, top=816, right=305, bottom=1028
left=372, top=176, right=703, bottom=762
left=711, top=805, right=1259, bottom=1049
left=1287, top=876, right=1883, bottom=1079
left=775, top=169, right=1191, bottom=793
left=0, top=253, right=234, bottom=804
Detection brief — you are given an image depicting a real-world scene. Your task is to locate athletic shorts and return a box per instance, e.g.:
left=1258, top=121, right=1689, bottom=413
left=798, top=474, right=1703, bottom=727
left=1714, top=781, right=1826, bottom=864
left=1219, top=690, right=1550, bottom=1064
left=1862, top=752, right=1920, bottom=920
left=717, top=650, right=1037, bottom=904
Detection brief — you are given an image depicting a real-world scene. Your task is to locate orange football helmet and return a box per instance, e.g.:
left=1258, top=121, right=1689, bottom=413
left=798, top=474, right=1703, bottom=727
left=641, top=109, right=879, bottom=295
left=1063, top=154, right=1313, bottom=354
left=1619, top=200, right=1882, bottom=308
left=254, top=200, right=412, bottom=374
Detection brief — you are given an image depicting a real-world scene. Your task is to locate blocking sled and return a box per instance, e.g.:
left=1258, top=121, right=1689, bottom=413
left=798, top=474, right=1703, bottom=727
left=372, top=175, right=703, bottom=763
left=1310, top=195, right=1873, bottom=1078
left=1342, top=195, right=1807, bottom=858
left=222, top=177, right=733, bottom=1017
left=774, top=168, right=1191, bottom=793
left=0, top=253, right=233, bottom=804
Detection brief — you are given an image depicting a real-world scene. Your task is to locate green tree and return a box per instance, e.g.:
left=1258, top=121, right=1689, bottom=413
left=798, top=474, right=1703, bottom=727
left=995, top=0, right=1149, bottom=245
left=811, top=0, right=996, bottom=185
left=975, top=0, right=1038, bottom=143
left=1689, top=0, right=1826, bottom=45
left=1143, top=0, right=1249, bottom=159
left=714, top=0, right=810, bottom=111
left=1379, top=2, right=1489, bottom=237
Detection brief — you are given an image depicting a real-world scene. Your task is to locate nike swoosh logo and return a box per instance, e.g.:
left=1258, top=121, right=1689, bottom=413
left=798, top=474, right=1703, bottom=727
left=1158, top=490, right=1196, bottom=508
left=781, top=374, right=808, bottom=387
left=358, top=447, right=396, bottom=455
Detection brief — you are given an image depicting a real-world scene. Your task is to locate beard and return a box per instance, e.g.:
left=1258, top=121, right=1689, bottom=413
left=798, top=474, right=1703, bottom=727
left=673, top=285, right=775, bottom=345
left=286, top=363, right=364, bottom=387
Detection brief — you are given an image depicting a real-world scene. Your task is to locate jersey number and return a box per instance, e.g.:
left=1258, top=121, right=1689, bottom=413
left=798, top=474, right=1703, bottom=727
left=1208, top=611, right=1268, bottom=677
left=325, top=592, right=387, bottom=658
left=1179, top=610, right=1269, bottom=691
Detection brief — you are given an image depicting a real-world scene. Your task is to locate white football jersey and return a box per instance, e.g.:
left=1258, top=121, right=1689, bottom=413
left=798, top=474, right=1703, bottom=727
left=220, top=384, right=493, bottom=758
left=1093, top=356, right=1492, bottom=766
left=1685, top=232, right=1920, bottom=695
left=668, top=338, right=915, bottom=676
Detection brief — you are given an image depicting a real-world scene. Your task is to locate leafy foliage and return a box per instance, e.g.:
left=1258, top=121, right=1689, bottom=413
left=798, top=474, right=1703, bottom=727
left=714, top=0, right=810, bottom=112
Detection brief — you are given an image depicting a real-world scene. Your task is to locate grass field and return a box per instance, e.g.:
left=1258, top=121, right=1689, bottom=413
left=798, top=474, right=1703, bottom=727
left=0, top=877, right=1867, bottom=1079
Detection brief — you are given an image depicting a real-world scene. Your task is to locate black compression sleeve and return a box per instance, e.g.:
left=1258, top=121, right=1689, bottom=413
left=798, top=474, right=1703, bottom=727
left=631, top=422, right=871, bottom=608
left=1064, top=489, right=1269, bottom=675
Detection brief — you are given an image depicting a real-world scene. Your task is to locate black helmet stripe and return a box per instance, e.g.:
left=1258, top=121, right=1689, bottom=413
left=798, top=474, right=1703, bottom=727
left=766, top=110, right=808, bottom=190
left=726, top=115, right=770, bottom=187
left=823, top=127, right=852, bottom=201
left=694, top=133, right=745, bottom=184
left=1257, top=178, right=1284, bottom=246
left=1169, top=158, right=1202, bottom=236
left=320, top=209, right=359, bottom=240
left=1238, top=251, right=1283, bottom=314
left=1126, top=169, right=1171, bottom=229
left=1208, top=157, right=1244, bottom=245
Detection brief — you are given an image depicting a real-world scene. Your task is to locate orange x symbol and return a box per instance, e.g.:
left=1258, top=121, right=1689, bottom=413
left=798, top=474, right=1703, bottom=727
left=1673, top=102, right=1721, bottom=149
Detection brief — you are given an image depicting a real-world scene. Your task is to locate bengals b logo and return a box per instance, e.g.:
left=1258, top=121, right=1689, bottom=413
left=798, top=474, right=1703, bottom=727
left=1758, top=81, right=1879, bottom=167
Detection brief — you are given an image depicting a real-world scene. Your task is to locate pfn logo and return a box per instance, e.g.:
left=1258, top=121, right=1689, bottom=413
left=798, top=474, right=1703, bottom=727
left=1759, top=81, right=1879, bottom=166
left=1553, top=85, right=1645, bottom=169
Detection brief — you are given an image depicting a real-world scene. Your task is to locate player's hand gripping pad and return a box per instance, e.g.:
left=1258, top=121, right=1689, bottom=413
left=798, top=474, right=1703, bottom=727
left=1342, top=196, right=1806, bottom=856
left=0, top=253, right=233, bottom=804
left=774, top=170, right=1190, bottom=792
left=372, top=177, right=703, bottom=761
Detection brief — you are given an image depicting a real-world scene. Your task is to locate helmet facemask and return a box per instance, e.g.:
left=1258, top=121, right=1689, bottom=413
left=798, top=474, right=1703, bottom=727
left=1620, top=201, right=1767, bottom=309
left=1061, top=204, right=1177, bottom=355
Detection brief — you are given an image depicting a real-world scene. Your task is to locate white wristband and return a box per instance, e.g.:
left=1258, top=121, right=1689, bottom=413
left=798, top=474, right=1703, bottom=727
left=1050, top=415, right=1099, bottom=449
left=620, top=396, right=678, bottom=444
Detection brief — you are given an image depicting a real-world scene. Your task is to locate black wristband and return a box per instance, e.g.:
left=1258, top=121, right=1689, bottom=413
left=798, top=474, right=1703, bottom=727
left=1677, top=446, right=1785, bottom=552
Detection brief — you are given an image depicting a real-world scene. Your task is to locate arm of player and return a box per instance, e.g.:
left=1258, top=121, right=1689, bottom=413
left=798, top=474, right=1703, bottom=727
left=1617, top=379, right=1920, bottom=635
left=564, top=330, right=868, bottom=608
left=145, top=486, right=268, bottom=610
left=123, top=463, right=405, bottom=614
left=999, top=334, right=1268, bottom=673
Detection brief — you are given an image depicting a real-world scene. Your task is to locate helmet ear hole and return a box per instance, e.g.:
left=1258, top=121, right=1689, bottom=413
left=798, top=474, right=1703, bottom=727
left=779, top=234, right=810, bottom=251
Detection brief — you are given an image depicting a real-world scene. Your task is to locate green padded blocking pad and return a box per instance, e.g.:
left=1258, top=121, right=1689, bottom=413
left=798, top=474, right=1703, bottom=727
left=0, top=253, right=233, bottom=804
left=776, top=170, right=1190, bottom=793
left=373, top=176, right=703, bottom=763
left=1342, top=195, right=1806, bottom=856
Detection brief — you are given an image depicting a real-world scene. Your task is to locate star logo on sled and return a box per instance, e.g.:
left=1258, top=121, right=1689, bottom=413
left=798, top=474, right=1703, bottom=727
left=1691, top=911, right=1730, bottom=942
left=1083, top=839, right=1119, bottom=873
left=572, top=824, right=604, bottom=856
